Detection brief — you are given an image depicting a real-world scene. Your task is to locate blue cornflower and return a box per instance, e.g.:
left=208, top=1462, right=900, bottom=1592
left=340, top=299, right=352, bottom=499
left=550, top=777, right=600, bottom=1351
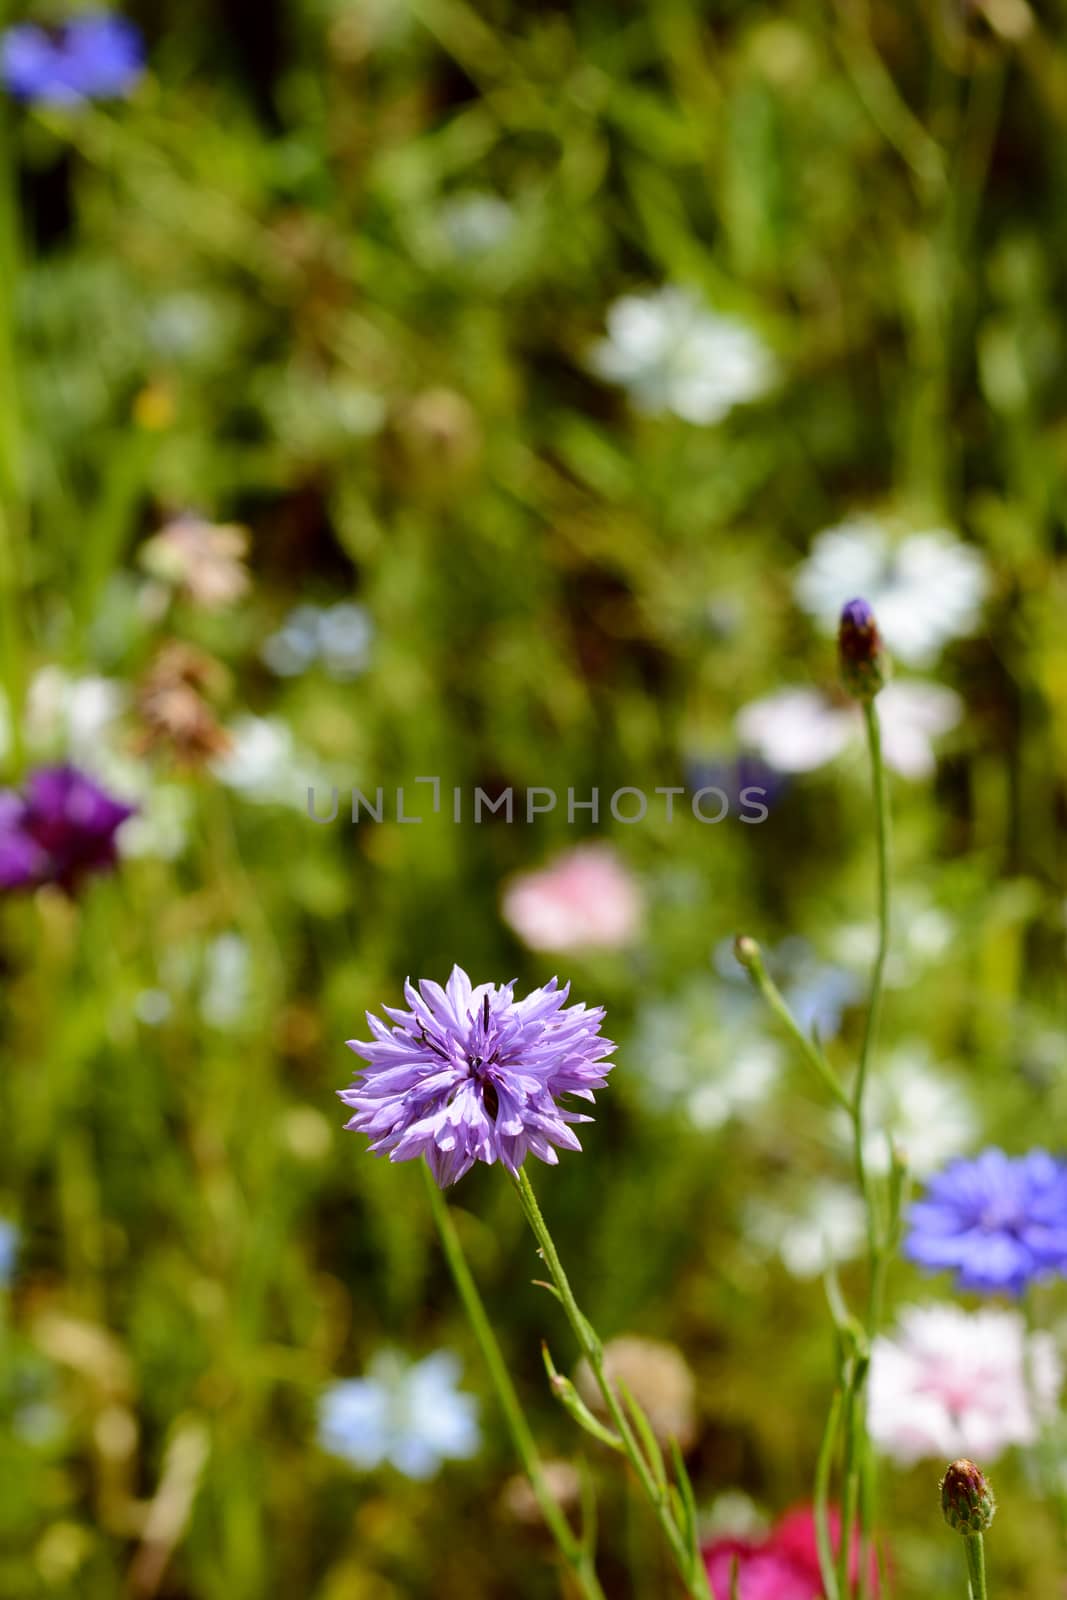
left=318, top=1350, right=480, bottom=1479
left=0, top=1220, right=17, bottom=1286
left=341, top=965, right=614, bottom=1187
left=1, top=14, right=144, bottom=106
left=905, top=1148, right=1067, bottom=1295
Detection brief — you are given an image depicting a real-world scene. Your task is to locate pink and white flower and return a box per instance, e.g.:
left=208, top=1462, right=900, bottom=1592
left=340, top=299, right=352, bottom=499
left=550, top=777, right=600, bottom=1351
left=502, top=845, right=643, bottom=952
left=868, top=1303, right=1061, bottom=1466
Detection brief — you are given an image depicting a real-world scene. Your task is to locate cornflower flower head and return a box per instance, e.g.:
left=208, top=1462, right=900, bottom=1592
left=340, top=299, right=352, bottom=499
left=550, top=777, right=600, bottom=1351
left=319, top=1349, right=480, bottom=1479
left=905, top=1147, right=1067, bottom=1295
left=0, top=764, right=135, bottom=893
left=340, top=965, right=614, bottom=1187
left=1, top=14, right=144, bottom=106
left=868, top=1303, right=1059, bottom=1466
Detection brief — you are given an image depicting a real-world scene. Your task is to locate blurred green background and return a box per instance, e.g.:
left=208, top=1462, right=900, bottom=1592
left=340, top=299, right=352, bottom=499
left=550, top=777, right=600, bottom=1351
left=2, top=0, right=1067, bottom=1595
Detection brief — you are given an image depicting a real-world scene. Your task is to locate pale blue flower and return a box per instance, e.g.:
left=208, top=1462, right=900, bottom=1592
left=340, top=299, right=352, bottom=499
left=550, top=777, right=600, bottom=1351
left=261, top=602, right=373, bottom=682
left=319, top=1350, right=480, bottom=1479
left=0, top=1220, right=17, bottom=1286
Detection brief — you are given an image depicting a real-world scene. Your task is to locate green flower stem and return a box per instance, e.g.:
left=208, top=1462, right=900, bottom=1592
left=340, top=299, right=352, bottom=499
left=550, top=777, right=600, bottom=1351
left=421, top=1166, right=606, bottom=1600
left=854, top=701, right=891, bottom=1210
left=840, top=699, right=893, bottom=1596
left=511, top=1166, right=713, bottom=1600
left=813, top=1386, right=843, bottom=1600
left=0, top=91, right=26, bottom=772
left=736, top=945, right=851, bottom=1114
left=963, top=1532, right=988, bottom=1600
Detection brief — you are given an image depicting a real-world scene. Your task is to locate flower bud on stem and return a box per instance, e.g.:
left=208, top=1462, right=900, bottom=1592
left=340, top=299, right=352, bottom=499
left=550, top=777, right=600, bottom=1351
left=942, top=1460, right=994, bottom=1600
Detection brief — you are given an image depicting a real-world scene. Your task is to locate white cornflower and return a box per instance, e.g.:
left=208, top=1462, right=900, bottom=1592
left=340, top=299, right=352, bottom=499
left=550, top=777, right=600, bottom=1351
left=735, top=679, right=961, bottom=781
left=868, top=1304, right=1061, bottom=1466
left=437, top=191, right=516, bottom=258
left=735, top=688, right=853, bottom=774
left=632, top=982, right=781, bottom=1131
left=746, top=1180, right=867, bottom=1280
left=833, top=1043, right=979, bottom=1179
left=589, top=287, right=775, bottom=424
left=877, top=681, right=963, bottom=778
left=794, top=518, right=989, bottom=666
left=24, top=669, right=191, bottom=861
left=211, top=715, right=329, bottom=809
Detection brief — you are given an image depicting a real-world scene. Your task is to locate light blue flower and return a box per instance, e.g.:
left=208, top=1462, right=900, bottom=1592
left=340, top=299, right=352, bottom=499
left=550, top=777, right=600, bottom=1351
left=319, top=1349, right=480, bottom=1479
left=0, top=1220, right=18, bottom=1286
left=261, top=602, right=373, bottom=682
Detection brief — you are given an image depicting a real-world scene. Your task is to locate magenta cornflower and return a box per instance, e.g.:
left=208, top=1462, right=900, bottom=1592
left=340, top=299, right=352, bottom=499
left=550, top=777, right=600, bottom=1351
left=340, top=966, right=615, bottom=1187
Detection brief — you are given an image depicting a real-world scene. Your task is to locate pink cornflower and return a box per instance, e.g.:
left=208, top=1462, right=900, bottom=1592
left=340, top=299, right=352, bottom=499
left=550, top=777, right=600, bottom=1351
left=501, top=844, right=642, bottom=952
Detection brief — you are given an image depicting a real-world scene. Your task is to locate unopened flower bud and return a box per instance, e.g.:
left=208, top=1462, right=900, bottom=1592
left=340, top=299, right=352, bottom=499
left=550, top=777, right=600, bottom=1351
left=837, top=597, right=888, bottom=701
left=941, top=1459, right=996, bottom=1534
left=734, top=934, right=761, bottom=971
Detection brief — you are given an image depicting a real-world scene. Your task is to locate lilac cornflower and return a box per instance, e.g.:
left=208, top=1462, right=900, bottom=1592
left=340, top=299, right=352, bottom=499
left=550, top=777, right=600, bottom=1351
left=340, top=965, right=614, bottom=1187
left=905, top=1148, right=1067, bottom=1296
left=1, top=14, right=144, bottom=106
left=0, top=764, right=135, bottom=893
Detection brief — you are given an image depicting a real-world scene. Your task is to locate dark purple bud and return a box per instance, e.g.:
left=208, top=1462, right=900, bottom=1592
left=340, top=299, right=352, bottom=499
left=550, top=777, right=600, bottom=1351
left=838, top=596, right=888, bottom=701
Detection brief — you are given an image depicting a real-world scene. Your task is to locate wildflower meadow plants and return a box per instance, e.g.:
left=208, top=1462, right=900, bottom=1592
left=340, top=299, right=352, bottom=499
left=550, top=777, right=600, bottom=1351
left=338, top=593, right=1065, bottom=1599
left=6, top=4, right=1067, bottom=1596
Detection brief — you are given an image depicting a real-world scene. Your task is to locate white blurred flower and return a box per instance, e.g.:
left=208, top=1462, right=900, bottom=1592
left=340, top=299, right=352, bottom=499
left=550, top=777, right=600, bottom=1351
left=794, top=518, right=989, bottom=666
left=211, top=715, right=329, bottom=809
left=736, top=680, right=961, bottom=781
left=735, top=689, right=852, bottom=774
left=831, top=887, right=956, bottom=990
left=746, top=1180, right=866, bottom=1279
left=24, top=669, right=191, bottom=861
left=833, top=1043, right=978, bottom=1178
left=108, top=766, right=192, bottom=861
left=200, top=934, right=251, bottom=1030
left=134, top=989, right=172, bottom=1026
left=319, top=1350, right=480, bottom=1480
left=437, top=191, right=516, bottom=257
left=590, top=287, right=775, bottom=424
left=26, top=667, right=125, bottom=763
left=878, top=681, right=963, bottom=778
left=633, top=981, right=781, bottom=1130
left=869, top=1304, right=1060, bottom=1466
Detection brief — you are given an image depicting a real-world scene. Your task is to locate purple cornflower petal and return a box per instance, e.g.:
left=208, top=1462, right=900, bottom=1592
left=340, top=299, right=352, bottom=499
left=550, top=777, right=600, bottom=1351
left=904, top=1147, right=1067, bottom=1296
left=0, top=790, right=47, bottom=888
left=5, top=764, right=137, bottom=893
left=340, top=965, right=615, bottom=1187
left=1, top=14, right=143, bottom=106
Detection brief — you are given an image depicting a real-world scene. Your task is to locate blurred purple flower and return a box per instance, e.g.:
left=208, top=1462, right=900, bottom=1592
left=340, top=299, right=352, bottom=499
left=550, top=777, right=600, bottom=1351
left=0, top=764, right=135, bottom=893
left=905, top=1148, right=1067, bottom=1296
left=685, top=752, right=789, bottom=814
left=0, top=792, right=47, bottom=888
left=1, top=14, right=144, bottom=106
left=340, top=965, right=614, bottom=1187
